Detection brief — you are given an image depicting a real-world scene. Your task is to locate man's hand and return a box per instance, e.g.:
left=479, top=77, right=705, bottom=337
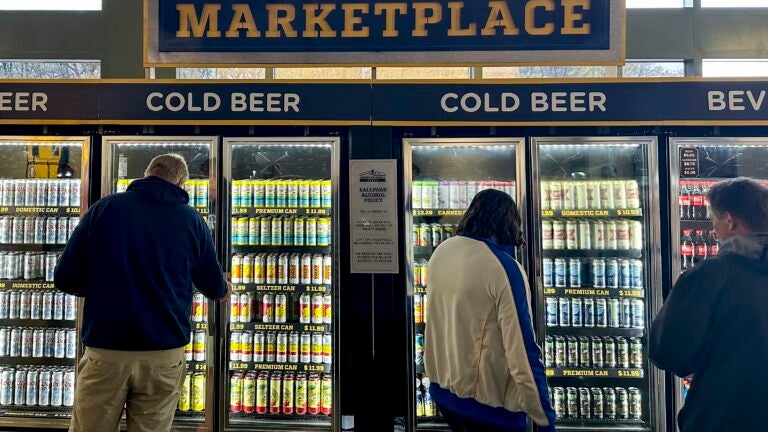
left=220, top=274, right=233, bottom=303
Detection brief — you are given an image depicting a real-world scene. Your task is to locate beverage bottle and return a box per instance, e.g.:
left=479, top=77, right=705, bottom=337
left=702, top=186, right=711, bottom=220
left=690, top=184, right=704, bottom=221
left=709, top=230, right=720, bottom=257
left=681, top=229, right=694, bottom=272
left=679, top=185, right=691, bottom=221
left=693, top=229, right=708, bottom=264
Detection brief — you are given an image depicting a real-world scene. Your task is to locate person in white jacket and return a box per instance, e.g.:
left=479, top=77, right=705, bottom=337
left=424, top=188, right=556, bottom=432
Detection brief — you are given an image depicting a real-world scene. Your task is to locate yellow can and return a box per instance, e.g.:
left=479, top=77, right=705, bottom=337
left=178, top=372, right=191, bottom=411
left=310, top=180, right=322, bottom=208
left=192, top=373, right=206, bottom=412
left=321, top=180, right=332, bottom=208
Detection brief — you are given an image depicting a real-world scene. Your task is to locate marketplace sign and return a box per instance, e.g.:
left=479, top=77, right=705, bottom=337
left=144, top=0, right=625, bottom=66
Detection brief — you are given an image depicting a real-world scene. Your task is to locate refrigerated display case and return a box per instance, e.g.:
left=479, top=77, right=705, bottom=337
left=100, top=136, right=218, bottom=429
left=530, top=137, right=665, bottom=432
left=0, top=136, right=89, bottom=428
left=668, top=137, right=768, bottom=428
left=221, top=138, right=339, bottom=431
left=403, top=138, right=526, bottom=431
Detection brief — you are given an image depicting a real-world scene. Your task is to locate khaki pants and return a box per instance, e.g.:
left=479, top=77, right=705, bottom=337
left=70, top=346, right=186, bottom=432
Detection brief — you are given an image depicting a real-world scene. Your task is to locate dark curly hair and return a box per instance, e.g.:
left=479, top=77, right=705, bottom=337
left=456, top=188, right=524, bottom=247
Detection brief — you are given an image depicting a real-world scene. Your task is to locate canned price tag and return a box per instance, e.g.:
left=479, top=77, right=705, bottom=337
left=197, top=208, right=209, bottom=215
left=195, top=322, right=208, bottom=330
left=617, top=369, right=642, bottom=378
left=619, top=290, right=643, bottom=298
left=616, top=209, right=642, bottom=217
left=305, top=208, right=327, bottom=215
left=437, top=210, right=464, bottom=216
left=232, top=207, right=247, bottom=215
left=230, top=362, right=248, bottom=370
left=231, top=323, right=245, bottom=330
left=413, top=209, right=433, bottom=217
left=546, top=369, right=554, bottom=377
left=541, top=210, right=554, bottom=218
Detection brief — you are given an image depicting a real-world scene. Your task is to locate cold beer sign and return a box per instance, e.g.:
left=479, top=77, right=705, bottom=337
left=144, top=0, right=625, bottom=66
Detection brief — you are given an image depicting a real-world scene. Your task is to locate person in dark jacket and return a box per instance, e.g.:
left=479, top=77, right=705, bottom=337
left=650, top=177, right=768, bottom=432
left=55, top=154, right=230, bottom=432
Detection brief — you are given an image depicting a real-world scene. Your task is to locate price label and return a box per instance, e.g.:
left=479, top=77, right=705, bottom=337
left=0, top=207, right=9, bottom=214
left=544, top=288, right=555, bottom=295
left=230, top=362, right=248, bottom=370
left=437, top=210, right=464, bottom=216
left=414, top=287, right=427, bottom=295
left=232, top=208, right=247, bottom=215
left=193, top=363, right=207, bottom=371
left=233, top=285, right=247, bottom=292
left=616, top=209, right=642, bottom=217
left=617, top=369, right=642, bottom=378
left=541, top=210, right=554, bottom=217
left=195, top=322, right=208, bottom=330
left=0, top=283, right=6, bottom=289
left=305, top=285, right=327, bottom=293
left=619, top=290, right=643, bottom=298
left=231, top=323, right=245, bottom=331
left=305, top=325, right=326, bottom=332
left=305, top=208, right=328, bottom=215
left=545, top=369, right=554, bottom=377
left=304, top=364, right=326, bottom=372
left=65, top=207, right=81, bottom=214
left=413, top=210, right=433, bottom=216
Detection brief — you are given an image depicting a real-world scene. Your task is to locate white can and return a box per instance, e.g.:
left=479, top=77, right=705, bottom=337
left=565, top=221, right=578, bottom=250
left=541, top=220, right=553, bottom=250
left=587, top=181, right=601, bottom=209
left=613, top=180, right=627, bottom=209
left=617, top=221, right=631, bottom=250
left=552, top=221, right=565, bottom=250
left=625, top=180, right=640, bottom=209
left=578, top=220, right=591, bottom=250
left=592, top=220, right=606, bottom=250
left=599, top=181, right=615, bottom=210
left=540, top=182, right=551, bottom=211
left=606, top=221, right=618, bottom=250
left=562, top=181, right=575, bottom=210
left=421, top=182, right=433, bottom=209
left=629, top=221, right=643, bottom=250
left=549, top=181, right=562, bottom=210
left=322, top=255, right=332, bottom=285
left=412, top=182, right=422, bottom=210
left=575, top=182, right=588, bottom=210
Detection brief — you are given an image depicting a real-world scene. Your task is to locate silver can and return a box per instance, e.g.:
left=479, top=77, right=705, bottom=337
left=54, top=329, right=66, bottom=358
left=70, top=180, right=81, bottom=208
left=276, top=332, right=288, bottom=363
left=50, top=370, right=63, bottom=407
left=23, top=217, right=35, bottom=244
left=59, top=181, right=71, bottom=208
left=67, top=217, right=79, bottom=240
left=23, top=252, right=34, bottom=280
left=0, top=328, right=7, bottom=356
left=45, top=217, right=57, bottom=245
left=44, top=329, right=55, bottom=357
left=32, top=329, right=44, bottom=358
left=56, top=217, right=68, bottom=244
left=65, top=330, right=76, bottom=358
left=53, top=292, right=64, bottom=320
left=253, top=331, right=265, bottom=362
left=19, top=291, right=30, bottom=319
left=13, top=180, right=25, bottom=206
left=10, top=217, right=23, bottom=244
left=9, top=328, right=20, bottom=357
left=300, top=333, right=311, bottom=363
left=24, top=180, right=36, bottom=207
left=0, top=369, right=14, bottom=405
left=35, top=181, right=46, bottom=207
left=63, top=370, right=75, bottom=407
left=0, top=179, right=13, bottom=206
left=46, top=180, right=59, bottom=207
left=0, top=291, right=7, bottom=320
left=288, top=332, right=299, bottom=363
left=45, top=253, right=57, bottom=282
left=0, top=217, right=9, bottom=244
left=311, top=333, right=323, bottom=364
left=30, top=291, right=41, bottom=320
left=14, top=369, right=26, bottom=405
left=64, top=295, right=77, bottom=321
left=8, top=292, right=19, bottom=320
left=578, top=220, right=591, bottom=250
left=38, top=370, right=51, bottom=406
left=21, top=328, right=32, bottom=357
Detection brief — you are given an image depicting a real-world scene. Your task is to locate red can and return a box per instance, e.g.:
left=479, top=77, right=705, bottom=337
left=242, top=373, right=256, bottom=414
left=192, top=292, right=205, bottom=322
left=255, top=372, right=269, bottom=414
left=269, top=372, right=282, bottom=414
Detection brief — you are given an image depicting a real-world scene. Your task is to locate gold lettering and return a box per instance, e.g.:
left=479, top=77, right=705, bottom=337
left=448, top=2, right=477, bottom=36
left=413, top=2, right=443, bottom=37
left=482, top=1, right=520, bottom=36
left=176, top=4, right=221, bottom=38
left=266, top=4, right=298, bottom=38
left=374, top=3, right=407, bottom=37
left=525, top=0, right=555, bottom=36
left=225, top=4, right=260, bottom=38
left=341, top=3, right=370, bottom=37
left=303, top=4, right=337, bottom=37
left=562, top=0, right=591, bottom=35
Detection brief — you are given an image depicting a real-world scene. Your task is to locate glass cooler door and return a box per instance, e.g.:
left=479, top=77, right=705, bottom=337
left=531, top=137, right=664, bottom=432
left=101, top=136, right=218, bottom=429
left=222, top=138, right=338, bottom=431
left=403, top=138, right=526, bottom=431
left=0, top=136, right=89, bottom=427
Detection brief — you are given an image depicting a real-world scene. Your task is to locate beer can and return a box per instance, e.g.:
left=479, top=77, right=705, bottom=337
left=62, top=369, right=75, bottom=407
left=259, top=217, right=271, bottom=246
left=65, top=329, right=76, bottom=359
left=230, top=294, right=241, bottom=323
left=266, top=332, right=276, bottom=362
left=558, top=297, right=570, bottom=327
left=566, top=387, right=578, bottom=418
left=277, top=253, right=289, bottom=284
left=599, top=181, right=615, bottom=209
left=591, top=387, right=604, bottom=419
left=0, top=328, right=6, bottom=356
left=266, top=254, right=277, bottom=284
left=590, top=220, right=605, bottom=250
left=617, top=221, right=630, bottom=250
left=541, top=220, right=553, bottom=250
left=549, top=182, right=563, bottom=211
left=285, top=332, right=299, bottom=363
left=50, top=370, right=63, bottom=407
left=305, top=217, right=317, bottom=246
left=229, top=331, right=241, bottom=361
left=0, top=292, right=6, bottom=320
left=231, top=180, right=242, bottom=208
left=616, top=337, right=629, bottom=368
left=579, top=336, right=591, bottom=368
left=45, top=217, right=57, bottom=245
left=275, top=293, right=287, bottom=324
left=565, top=221, right=578, bottom=250
left=307, top=373, right=321, bottom=415
left=264, top=180, right=276, bottom=208
left=247, top=217, right=260, bottom=246
left=229, top=373, right=243, bottom=412
left=552, top=221, right=565, bottom=250
left=601, top=387, right=616, bottom=419
left=270, top=217, right=282, bottom=246
left=419, top=259, right=429, bottom=287
left=297, top=293, right=311, bottom=324
left=38, top=369, right=51, bottom=407
left=0, top=180, right=12, bottom=206
left=552, top=387, right=565, bottom=418
left=322, top=333, right=332, bottom=364
left=191, top=373, right=205, bottom=412
left=630, top=221, right=643, bottom=250
left=311, top=254, right=323, bottom=285
left=64, top=294, right=77, bottom=321
left=542, top=258, right=554, bottom=288
left=23, top=253, right=34, bottom=280
left=591, top=337, right=604, bottom=368
left=606, top=258, right=619, bottom=289
left=275, top=180, right=287, bottom=208
left=300, top=333, right=311, bottom=363
left=579, top=387, right=591, bottom=419
left=0, top=218, right=9, bottom=244
left=32, top=217, right=45, bottom=245
left=570, top=298, right=582, bottom=327
left=554, top=259, right=567, bottom=288
left=320, top=374, right=332, bottom=415
left=311, top=294, right=323, bottom=324
left=562, top=181, right=575, bottom=210
left=606, top=221, right=618, bottom=250
left=32, top=329, right=44, bottom=358
left=294, top=373, right=308, bottom=415
left=256, top=372, right=269, bottom=414
left=568, top=258, right=581, bottom=288
left=253, top=253, right=266, bottom=285
left=24, top=180, right=36, bottom=207
left=281, top=372, right=295, bottom=414
left=586, top=181, right=601, bottom=209
left=323, top=293, right=332, bottom=325
left=253, top=332, right=265, bottom=362
left=242, top=372, right=256, bottom=413
left=14, top=369, right=26, bottom=405
left=276, top=332, right=288, bottom=363
left=576, top=220, right=591, bottom=250
left=19, top=291, right=30, bottom=319
left=185, top=336, right=193, bottom=361
left=322, top=255, right=333, bottom=286
left=630, top=259, right=644, bottom=289
left=616, top=387, right=629, bottom=419
left=567, top=338, right=578, bottom=369
left=286, top=180, right=299, bottom=209
left=319, top=179, right=332, bottom=209
left=412, top=182, right=423, bottom=210
left=191, top=292, right=206, bottom=323
left=604, top=337, right=616, bottom=367
left=12, top=180, right=25, bottom=207
left=22, top=217, right=34, bottom=244
left=595, top=298, right=607, bottom=327
left=298, top=180, right=311, bottom=208
left=179, top=373, right=191, bottom=411
left=310, top=180, right=322, bottom=209
left=184, top=180, right=197, bottom=207
left=311, top=333, right=323, bottom=364
left=613, top=180, right=627, bottom=209
left=545, top=297, right=558, bottom=327
left=269, top=372, right=282, bottom=414
left=56, top=217, right=68, bottom=244
left=574, top=181, right=588, bottom=210
left=193, top=330, right=206, bottom=362
left=631, top=299, right=645, bottom=329
left=540, top=182, right=551, bottom=210
left=608, top=299, right=620, bottom=328
left=583, top=298, right=595, bottom=328
left=262, top=293, right=274, bottom=323
left=629, top=388, right=642, bottom=419
left=44, top=253, right=57, bottom=283
left=253, top=180, right=265, bottom=208
left=8, top=292, right=18, bottom=320
left=294, top=217, right=305, bottom=246
left=318, top=218, right=331, bottom=246
left=630, top=337, right=643, bottom=368
left=544, top=336, right=554, bottom=367
left=554, top=336, right=566, bottom=368
left=298, top=253, right=312, bottom=285
left=592, top=258, right=606, bottom=288
left=283, top=216, right=294, bottom=246
left=621, top=298, right=632, bottom=328
left=8, top=328, right=20, bottom=357
left=240, top=292, right=253, bottom=324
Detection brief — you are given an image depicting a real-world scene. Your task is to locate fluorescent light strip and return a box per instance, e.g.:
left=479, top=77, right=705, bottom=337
left=0, top=142, right=82, bottom=147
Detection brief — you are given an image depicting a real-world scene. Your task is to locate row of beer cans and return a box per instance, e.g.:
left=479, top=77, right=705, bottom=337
left=544, top=335, right=643, bottom=369
left=415, top=376, right=438, bottom=418
left=0, top=366, right=76, bottom=408
left=550, top=386, right=642, bottom=420
left=545, top=297, right=645, bottom=329
left=541, top=179, right=641, bottom=211
left=230, top=331, right=332, bottom=365
left=178, top=372, right=206, bottom=412
left=0, top=327, right=77, bottom=359
left=413, top=294, right=428, bottom=325
left=232, top=179, right=332, bottom=209
left=231, top=216, right=332, bottom=247
left=412, top=180, right=516, bottom=210
left=185, top=330, right=208, bottom=363
left=542, top=219, right=643, bottom=251
left=0, top=252, right=58, bottom=282
left=231, top=253, right=332, bottom=286
left=117, top=179, right=210, bottom=209
left=413, top=223, right=456, bottom=249
left=229, top=371, right=332, bottom=416
left=0, top=179, right=80, bottom=208
left=0, top=290, right=78, bottom=321
left=543, top=258, right=644, bottom=289
left=0, top=216, right=78, bottom=245
left=231, top=292, right=331, bottom=325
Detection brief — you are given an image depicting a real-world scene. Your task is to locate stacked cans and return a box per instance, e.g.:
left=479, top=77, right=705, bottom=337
left=413, top=180, right=516, bottom=210
left=182, top=179, right=210, bottom=208
left=231, top=253, right=332, bottom=286
left=232, top=179, right=332, bottom=209
left=413, top=294, right=428, bottom=324
left=231, top=216, right=332, bottom=247
left=229, top=371, right=332, bottom=416
left=543, top=258, right=644, bottom=290
left=229, top=292, right=331, bottom=325
left=0, top=327, right=77, bottom=359
left=550, top=386, right=643, bottom=420
left=0, top=216, right=79, bottom=245
left=413, top=223, right=456, bottom=248
left=0, top=291, right=76, bottom=321
left=177, top=372, right=206, bottom=412
left=230, top=331, right=331, bottom=365
left=0, top=252, right=59, bottom=281
left=0, top=179, right=80, bottom=208
left=544, top=335, right=644, bottom=369
left=415, top=376, right=438, bottom=418
left=184, top=330, right=207, bottom=363
left=190, top=292, right=208, bottom=323
left=545, top=297, right=645, bottom=329
left=0, top=366, right=75, bottom=407
left=541, top=179, right=641, bottom=211
left=542, top=219, right=643, bottom=251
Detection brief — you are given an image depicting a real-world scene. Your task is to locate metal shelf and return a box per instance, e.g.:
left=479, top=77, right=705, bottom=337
left=229, top=361, right=330, bottom=374
left=0, top=207, right=80, bottom=216
left=233, top=284, right=330, bottom=294
left=546, top=367, right=645, bottom=379
left=0, top=280, right=55, bottom=290
left=0, top=244, right=65, bottom=252
left=232, top=245, right=332, bottom=254
left=542, top=209, right=643, bottom=218
left=0, top=405, right=71, bottom=419
left=0, top=357, right=75, bottom=367
left=229, top=322, right=331, bottom=333
left=545, top=327, right=645, bottom=338
left=544, top=287, right=645, bottom=299
left=232, top=207, right=331, bottom=217
left=542, top=250, right=643, bottom=259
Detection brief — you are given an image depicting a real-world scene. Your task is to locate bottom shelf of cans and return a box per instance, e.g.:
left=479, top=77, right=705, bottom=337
left=0, top=327, right=78, bottom=360
left=550, top=386, right=644, bottom=424
left=415, top=375, right=439, bottom=421
left=229, top=371, right=332, bottom=418
left=0, top=366, right=75, bottom=413
left=177, top=371, right=207, bottom=415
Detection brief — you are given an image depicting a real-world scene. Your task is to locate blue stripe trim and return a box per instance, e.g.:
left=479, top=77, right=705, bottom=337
left=430, top=383, right=528, bottom=431
left=463, top=235, right=557, bottom=429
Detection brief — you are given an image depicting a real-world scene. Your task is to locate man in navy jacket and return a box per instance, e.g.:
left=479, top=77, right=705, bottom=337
left=55, top=153, right=230, bottom=432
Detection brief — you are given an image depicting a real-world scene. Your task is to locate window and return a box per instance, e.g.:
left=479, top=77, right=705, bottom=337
left=0, top=0, right=100, bottom=10
left=483, top=66, right=615, bottom=79
left=627, top=0, right=684, bottom=7
left=273, top=68, right=371, bottom=80
left=703, top=0, right=768, bottom=6
left=0, top=60, right=100, bottom=79
left=177, top=68, right=266, bottom=80
left=375, top=67, right=470, bottom=80
left=703, top=59, right=768, bottom=77
left=622, top=61, right=686, bottom=77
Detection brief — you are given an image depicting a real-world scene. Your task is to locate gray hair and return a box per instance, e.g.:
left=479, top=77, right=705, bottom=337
left=144, top=154, right=189, bottom=184
left=708, top=177, right=768, bottom=233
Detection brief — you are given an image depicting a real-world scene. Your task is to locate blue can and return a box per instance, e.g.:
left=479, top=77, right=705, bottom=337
left=606, top=258, right=619, bottom=289
left=632, top=299, right=645, bottom=329
left=630, top=260, right=644, bottom=289
left=619, top=260, right=632, bottom=289
left=555, top=259, right=567, bottom=288
left=608, top=299, right=620, bottom=328
left=595, top=298, right=607, bottom=327
left=571, top=298, right=582, bottom=327
left=592, top=259, right=606, bottom=288
left=621, top=299, right=632, bottom=328
left=568, top=258, right=581, bottom=288
left=545, top=298, right=559, bottom=326
left=583, top=298, right=594, bottom=327
left=543, top=258, right=554, bottom=288
left=558, top=297, right=570, bottom=327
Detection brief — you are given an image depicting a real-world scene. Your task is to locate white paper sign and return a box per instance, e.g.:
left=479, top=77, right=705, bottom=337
left=349, top=160, right=400, bottom=274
